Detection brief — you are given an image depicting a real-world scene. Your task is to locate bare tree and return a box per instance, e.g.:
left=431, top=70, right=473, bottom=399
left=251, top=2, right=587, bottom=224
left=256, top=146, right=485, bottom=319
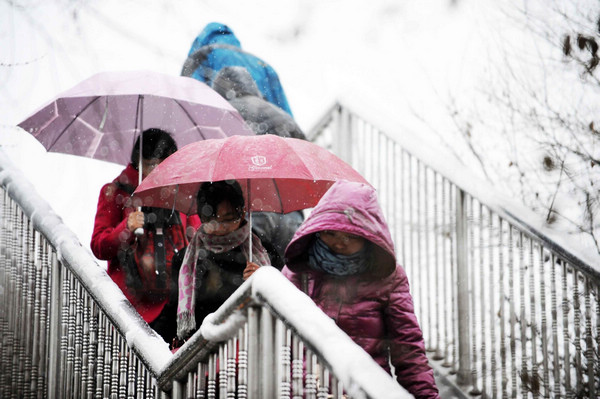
left=439, top=0, right=600, bottom=253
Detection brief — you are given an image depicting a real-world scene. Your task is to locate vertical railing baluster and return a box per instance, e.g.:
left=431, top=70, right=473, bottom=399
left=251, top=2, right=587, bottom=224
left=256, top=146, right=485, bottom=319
left=82, top=295, right=92, bottom=398
left=111, top=326, right=120, bottom=398
left=441, top=177, right=452, bottom=368
left=13, top=204, right=25, bottom=398
left=74, top=284, right=84, bottom=399
left=450, top=183, right=458, bottom=374
left=424, top=165, right=432, bottom=346
left=479, top=202, right=487, bottom=396
left=260, top=308, right=275, bottom=398
left=67, top=273, right=77, bottom=399
left=59, top=268, right=70, bottom=398
left=127, top=344, right=136, bottom=399
left=408, top=154, right=415, bottom=288
left=455, top=187, right=472, bottom=386
left=237, top=324, right=248, bottom=399
left=277, top=322, right=291, bottom=399
left=572, top=268, right=583, bottom=396
left=498, top=218, right=508, bottom=399
left=227, top=337, right=237, bottom=398
left=584, top=278, right=595, bottom=398
left=247, top=307, right=259, bottom=398
left=218, top=344, right=227, bottom=398
left=23, top=217, right=35, bottom=398
left=508, top=226, right=517, bottom=397
left=95, top=311, right=106, bottom=399
left=207, top=354, right=217, bottom=399
left=469, top=197, right=481, bottom=395
left=595, top=284, right=600, bottom=398
left=561, top=261, right=571, bottom=393
left=519, top=233, right=528, bottom=398
left=305, top=349, right=317, bottom=399
left=550, top=254, right=561, bottom=397
left=416, top=160, right=424, bottom=323
left=47, top=251, right=62, bottom=399
left=488, top=208, right=497, bottom=398
left=0, top=191, right=9, bottom=399
left=433, top=171, right=444, bottom=361
left=119, top=336, right=129, bottom=399
left=292, top=334, right=304, bottom=399
left=317, top=365, right=329, bottom=399
left=528, top=239, right=539, bottom=398
left=103, top=320, right=113, bottom=398
left=35, top=233, right=49, bottom=397
left=539, top=246, right=550, bottom=398
left=197, top=361, right=207, bottom=399
left=400, top=149, right=406, bottom=271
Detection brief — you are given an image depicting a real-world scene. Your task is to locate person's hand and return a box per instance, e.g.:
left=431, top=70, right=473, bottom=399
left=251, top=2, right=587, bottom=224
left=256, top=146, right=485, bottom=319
left=127, top=211, right=145, bottom=232
left=243, top=261, right=260, bottom=280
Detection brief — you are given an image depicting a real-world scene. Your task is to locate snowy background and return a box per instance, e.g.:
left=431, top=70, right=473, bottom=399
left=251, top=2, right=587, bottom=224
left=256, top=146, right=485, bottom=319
left=2, top=0, right=599, bottom=261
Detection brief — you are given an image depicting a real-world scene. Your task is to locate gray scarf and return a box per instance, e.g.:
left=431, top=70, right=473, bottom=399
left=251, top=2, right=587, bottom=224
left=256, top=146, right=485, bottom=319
left=308, top=237, right=370, bottom=276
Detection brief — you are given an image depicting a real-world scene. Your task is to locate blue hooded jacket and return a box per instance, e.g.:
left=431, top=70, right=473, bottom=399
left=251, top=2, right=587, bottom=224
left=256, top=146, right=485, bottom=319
left=181, top=22, right=293, bottom=116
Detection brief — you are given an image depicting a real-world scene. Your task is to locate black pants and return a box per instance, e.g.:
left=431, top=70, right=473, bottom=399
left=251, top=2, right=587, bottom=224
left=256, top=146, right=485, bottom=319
left=149, top=297, right=178, bottom=347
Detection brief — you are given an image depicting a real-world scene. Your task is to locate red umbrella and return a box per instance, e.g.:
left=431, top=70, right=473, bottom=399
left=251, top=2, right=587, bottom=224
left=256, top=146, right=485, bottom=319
left=134, top=135, right=370, bottom=260
left=134, top=134, right=370, bottom=214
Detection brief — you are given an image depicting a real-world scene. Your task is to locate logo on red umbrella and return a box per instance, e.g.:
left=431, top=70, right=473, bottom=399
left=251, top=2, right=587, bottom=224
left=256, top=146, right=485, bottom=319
left=249, top=155, right=272, bottom=171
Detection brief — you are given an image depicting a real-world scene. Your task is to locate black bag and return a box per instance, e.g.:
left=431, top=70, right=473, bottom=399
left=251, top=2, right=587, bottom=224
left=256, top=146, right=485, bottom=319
left=116, top=183, right=186, bottom=302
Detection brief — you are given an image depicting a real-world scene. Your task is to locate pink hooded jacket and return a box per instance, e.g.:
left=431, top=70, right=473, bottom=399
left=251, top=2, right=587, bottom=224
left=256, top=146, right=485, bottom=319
left=282, top=180, right=439, bottom=398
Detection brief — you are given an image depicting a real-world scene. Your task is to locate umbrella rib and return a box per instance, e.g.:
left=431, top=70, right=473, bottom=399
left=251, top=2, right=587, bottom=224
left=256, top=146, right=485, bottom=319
left=173, top=99, right=207, bottom=140
left=272, top=178, right=285, bottom=213
left=47, top=96, right=102, bottom=150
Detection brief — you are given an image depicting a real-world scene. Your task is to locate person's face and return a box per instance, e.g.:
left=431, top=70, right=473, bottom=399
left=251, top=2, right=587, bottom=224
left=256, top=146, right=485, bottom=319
left=201, top=201, right=243, bottom=236
left=318, top=230, right=366, bottom=255
left=140, top=158, right=162, bottom=180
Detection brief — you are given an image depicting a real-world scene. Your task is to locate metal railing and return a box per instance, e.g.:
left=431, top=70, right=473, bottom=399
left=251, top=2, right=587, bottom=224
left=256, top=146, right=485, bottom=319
left=308, top=101, right=600, bottom=398
left=0, top=147, right=411, bottom=399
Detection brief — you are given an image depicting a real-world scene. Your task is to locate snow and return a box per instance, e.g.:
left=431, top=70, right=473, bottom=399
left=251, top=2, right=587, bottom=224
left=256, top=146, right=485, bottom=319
left=0, top=148, right=173, bottom=374
left=166, top=266, right=412, bottom=398
left=3, top=0, right=551, bottom=256
left=250, top=267, right=412, bottom=399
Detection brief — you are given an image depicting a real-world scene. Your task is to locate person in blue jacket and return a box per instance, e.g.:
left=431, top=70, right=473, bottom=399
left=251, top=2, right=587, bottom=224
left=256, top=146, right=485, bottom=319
left=181, top=22, right=293, bottom=116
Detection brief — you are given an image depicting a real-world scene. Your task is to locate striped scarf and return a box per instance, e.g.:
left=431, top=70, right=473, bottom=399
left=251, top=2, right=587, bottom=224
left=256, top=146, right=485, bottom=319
left=177, top=221, right=270, bottom=339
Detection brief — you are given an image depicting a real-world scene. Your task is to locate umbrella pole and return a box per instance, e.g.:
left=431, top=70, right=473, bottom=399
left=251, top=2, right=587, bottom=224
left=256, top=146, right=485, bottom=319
left=135, top=100, right=144, bottom=236
left=247, top=180, right=252, bottom=263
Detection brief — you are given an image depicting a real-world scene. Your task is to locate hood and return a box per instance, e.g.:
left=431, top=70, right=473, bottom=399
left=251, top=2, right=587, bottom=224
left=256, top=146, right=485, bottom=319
left=113, top=164, right=140, bottom=189
left=188, top=22, right=241, bottom=56
left=212, top=66, right=262, bottom=99
left=285, top=180, right=396, bottom=278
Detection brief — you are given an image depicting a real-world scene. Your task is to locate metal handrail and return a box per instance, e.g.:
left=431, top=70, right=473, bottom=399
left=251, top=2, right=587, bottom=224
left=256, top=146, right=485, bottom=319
left=308, top=100, right=600, bottom=398
left=0, top=146, right=412, bottom=398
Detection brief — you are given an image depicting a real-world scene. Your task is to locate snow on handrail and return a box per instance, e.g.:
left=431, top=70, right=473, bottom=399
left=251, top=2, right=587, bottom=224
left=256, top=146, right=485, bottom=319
left=161, top=266, right=412, bottom=399
left=0, top=147, right=172, bottom=375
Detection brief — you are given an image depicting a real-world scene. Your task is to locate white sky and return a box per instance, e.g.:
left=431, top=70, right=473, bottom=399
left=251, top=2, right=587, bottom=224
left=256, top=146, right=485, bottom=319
left=3, top=0, right=598, bottom=260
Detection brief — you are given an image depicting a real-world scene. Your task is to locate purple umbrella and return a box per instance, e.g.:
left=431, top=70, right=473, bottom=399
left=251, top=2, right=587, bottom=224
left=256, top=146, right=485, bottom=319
left=18, top=70, right=254, bottom=168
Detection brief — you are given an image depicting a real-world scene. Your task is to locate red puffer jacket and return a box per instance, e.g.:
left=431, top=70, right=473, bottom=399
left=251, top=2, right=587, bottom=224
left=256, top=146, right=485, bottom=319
left=282, top=180, right=439, bottom=398
left=91, top=164, right=200, bottom=323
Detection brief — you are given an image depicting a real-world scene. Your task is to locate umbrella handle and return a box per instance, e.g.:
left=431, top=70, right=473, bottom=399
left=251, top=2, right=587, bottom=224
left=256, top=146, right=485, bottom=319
left=134, top=205, right=144, bottom=236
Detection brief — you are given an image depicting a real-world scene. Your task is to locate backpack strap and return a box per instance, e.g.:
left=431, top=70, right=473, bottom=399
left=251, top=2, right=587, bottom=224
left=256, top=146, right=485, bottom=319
left=153, top=226, right=167, bottom=290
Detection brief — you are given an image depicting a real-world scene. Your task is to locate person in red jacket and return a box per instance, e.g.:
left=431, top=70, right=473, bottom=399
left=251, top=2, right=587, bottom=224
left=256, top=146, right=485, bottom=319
left=91, top=128, right=199, bottom=346
left=282, top=180, right=440, bottom=398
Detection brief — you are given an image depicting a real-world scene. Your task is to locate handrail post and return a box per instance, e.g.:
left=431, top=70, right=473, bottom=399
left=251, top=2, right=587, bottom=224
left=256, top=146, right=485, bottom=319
left=46, top=251, right=62, bottom=399
left=455, top=188, right=472, bottom=386
left=334, top=105, right=352, bottom=164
